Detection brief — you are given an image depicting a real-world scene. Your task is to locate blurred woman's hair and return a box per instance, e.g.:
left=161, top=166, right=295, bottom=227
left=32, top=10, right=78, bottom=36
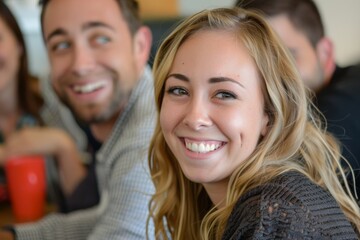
left=0, top=1, right=43, bottom=120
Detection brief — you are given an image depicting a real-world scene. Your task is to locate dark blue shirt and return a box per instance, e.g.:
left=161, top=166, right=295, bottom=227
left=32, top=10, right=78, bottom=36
left=58, top=126, right=101, bottom=213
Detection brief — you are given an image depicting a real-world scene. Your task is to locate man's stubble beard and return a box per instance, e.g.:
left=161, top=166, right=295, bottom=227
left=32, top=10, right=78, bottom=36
left=56, top=79, right=129, bottom=125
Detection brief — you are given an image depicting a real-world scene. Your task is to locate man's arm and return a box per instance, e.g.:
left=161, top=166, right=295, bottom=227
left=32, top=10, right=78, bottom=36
left=11, top=149, right=154, bottom=240
left=14, top=205, right=98, bottom=239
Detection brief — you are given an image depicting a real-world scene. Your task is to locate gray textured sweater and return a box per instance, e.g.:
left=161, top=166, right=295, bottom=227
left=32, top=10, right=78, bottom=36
left=223, top=171, right=359, bottom=239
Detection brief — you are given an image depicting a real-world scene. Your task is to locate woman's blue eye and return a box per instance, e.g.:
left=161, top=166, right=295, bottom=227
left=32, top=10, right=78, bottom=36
left=167, top=87, right=188, bottom=96
left=215, top=91, right=237, bottom=99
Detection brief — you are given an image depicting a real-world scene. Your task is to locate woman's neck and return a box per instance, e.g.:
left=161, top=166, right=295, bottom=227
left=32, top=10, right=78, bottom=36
left=0, top=78, right=21, bottom=137
left=0, top=83, right=18, bottom=115
left=203, top=178, right=229, bottom=208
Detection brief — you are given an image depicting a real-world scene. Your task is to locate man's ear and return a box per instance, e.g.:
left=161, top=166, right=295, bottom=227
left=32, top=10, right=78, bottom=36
left=134, top=26, right=152, bottom=70
left=316, top=37, right=336, bottom=81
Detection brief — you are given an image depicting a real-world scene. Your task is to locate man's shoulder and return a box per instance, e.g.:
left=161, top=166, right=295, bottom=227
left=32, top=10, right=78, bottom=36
left=317, top=64, right=360, bottom=110
left=328, top=64, right=360, bottom=92
left=97, top=66, right=156, bottom=160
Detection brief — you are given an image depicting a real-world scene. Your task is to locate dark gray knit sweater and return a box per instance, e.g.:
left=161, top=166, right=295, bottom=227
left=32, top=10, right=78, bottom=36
left=223, top=171, right=359, bottom=239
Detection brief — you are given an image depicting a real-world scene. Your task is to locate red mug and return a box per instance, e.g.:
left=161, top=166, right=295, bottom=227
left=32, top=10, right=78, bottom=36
left=5, top=155, right=46, bottom=223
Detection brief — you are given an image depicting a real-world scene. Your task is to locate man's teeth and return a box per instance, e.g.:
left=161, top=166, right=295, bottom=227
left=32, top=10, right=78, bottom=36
left=73, top=82, right=106, bottom=93
left=185, top=141, right=222, bottom=153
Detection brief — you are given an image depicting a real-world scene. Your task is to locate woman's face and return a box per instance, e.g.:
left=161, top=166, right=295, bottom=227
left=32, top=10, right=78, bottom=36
left=0, top=17, right=22, bottom=94
left=160, top=30, right=269, bottom=192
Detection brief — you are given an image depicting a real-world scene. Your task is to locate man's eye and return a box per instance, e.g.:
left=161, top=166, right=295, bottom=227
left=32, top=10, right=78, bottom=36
left=215, top=91, right=237, bottom=100
left=51, top=41, right=70, bottom=52
left=167, top=87, right=188, bottom=96
left=95, top=36, right=110, bottom=45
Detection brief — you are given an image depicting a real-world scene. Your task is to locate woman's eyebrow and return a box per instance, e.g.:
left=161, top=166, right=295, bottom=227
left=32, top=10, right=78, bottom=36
left=166, top=73, right=189, bottom=82
left=209, top=77, right=245, bottom=88
left=166, top=74, right=245, bottom=89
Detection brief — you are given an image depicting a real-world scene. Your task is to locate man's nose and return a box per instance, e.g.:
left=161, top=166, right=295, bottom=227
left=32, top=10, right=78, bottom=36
left=71, top=44, right=96, bottom=77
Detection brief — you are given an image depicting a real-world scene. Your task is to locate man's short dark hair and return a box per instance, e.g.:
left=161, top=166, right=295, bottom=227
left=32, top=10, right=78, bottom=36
left=39, top=0, right=142, bottom=38
left=236, top=0, right=324, bottom=48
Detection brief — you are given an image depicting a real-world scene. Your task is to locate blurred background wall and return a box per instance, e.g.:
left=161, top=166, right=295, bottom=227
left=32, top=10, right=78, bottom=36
left=178, top=0, right=360, bottom=67
left=5, top=0, right=360, bottom=79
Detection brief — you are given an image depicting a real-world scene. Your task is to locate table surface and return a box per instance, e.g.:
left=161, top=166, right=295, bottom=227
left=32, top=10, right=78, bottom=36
left=0, top=201, right=57, bottom=226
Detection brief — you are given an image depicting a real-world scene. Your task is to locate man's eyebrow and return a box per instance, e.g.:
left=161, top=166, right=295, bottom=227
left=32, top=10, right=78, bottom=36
left=46, top=21, right=115, bottom=42
left=46, top=28, right=66, bottom=42
left=83, top=21, right=115, bottom=32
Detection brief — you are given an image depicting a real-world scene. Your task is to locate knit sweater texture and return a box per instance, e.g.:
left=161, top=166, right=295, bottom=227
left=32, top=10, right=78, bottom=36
left=222, top=171, right=359, bottom=239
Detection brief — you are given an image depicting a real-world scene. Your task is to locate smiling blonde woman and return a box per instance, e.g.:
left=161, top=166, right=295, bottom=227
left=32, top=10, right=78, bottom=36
left=147, top=7, right=360, bottom=240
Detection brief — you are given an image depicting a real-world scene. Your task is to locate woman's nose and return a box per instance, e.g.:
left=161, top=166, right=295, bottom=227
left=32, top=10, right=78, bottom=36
left=183, top=98, right=212, bottom=131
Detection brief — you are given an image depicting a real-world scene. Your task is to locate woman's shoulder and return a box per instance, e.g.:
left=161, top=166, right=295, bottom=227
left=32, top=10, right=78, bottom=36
left=223, top=171, right=357, bottom=239
left=236, top=171, right=331, bottom=204
left=258, top=171, right=331, bottom=203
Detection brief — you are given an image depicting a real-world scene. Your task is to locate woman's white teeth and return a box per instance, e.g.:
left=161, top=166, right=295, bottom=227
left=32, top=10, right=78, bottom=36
left=185, top=142, right=222, bottom=153
left=73, top=82, right=105, bottom=93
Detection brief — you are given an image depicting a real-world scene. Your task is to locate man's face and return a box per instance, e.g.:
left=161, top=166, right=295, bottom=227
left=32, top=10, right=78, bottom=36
left=268, top=14, right=324, bottom=91
left=43, top=0, right=144, bottom=123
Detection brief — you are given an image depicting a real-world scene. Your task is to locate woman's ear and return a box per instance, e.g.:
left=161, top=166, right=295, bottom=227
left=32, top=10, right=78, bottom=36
left=16, top=41, right=23, bottom=59
left=261, top=112, right=269, bottom=137
left=134, top=26, right=152, bottom=70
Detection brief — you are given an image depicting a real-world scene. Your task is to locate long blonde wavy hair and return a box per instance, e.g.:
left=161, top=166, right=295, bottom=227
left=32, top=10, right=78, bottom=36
left=148, top=7, right=360, bottom=240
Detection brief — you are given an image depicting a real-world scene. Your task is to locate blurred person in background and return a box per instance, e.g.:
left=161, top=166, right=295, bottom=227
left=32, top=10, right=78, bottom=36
left=0, top=0, right=44, bottom=202
left=0, top=0, right=156, bottom=239
left=0, top=0, right=92, bottom=214
left=236, top=0, right=360, bottom=200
